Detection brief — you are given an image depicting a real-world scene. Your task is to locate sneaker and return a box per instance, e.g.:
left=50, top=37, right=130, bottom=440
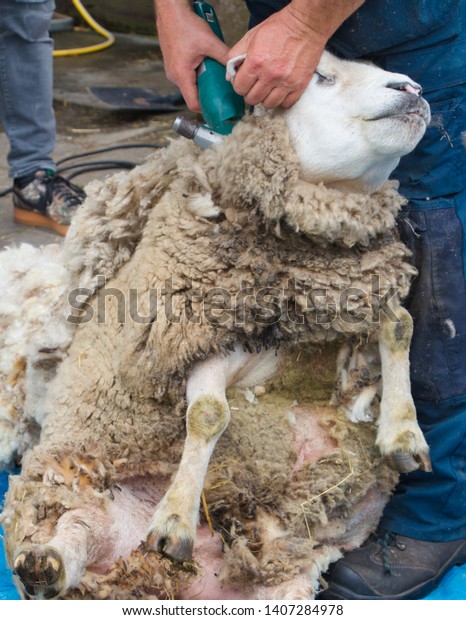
left=317, top=530, right=466, bottom=600
left=13, top=169, right=85, bottom=236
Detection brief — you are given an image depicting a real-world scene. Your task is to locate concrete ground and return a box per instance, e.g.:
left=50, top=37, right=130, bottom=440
left=0, top=28, right=187, bottom=249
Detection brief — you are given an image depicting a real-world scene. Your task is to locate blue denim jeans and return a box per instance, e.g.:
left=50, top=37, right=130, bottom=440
left=246, top=0, right=466, bottom=542
left=0, top=0, right=56, bottom=179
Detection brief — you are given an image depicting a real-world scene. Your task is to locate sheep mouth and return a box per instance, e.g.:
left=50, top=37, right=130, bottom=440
left=368, top=111, right=428, bottom=124
left=366, top=100, right=431, bottom=125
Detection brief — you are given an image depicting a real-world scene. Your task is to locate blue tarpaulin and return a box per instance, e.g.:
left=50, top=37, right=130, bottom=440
left=1, top=472, right=20, bottom=600
left=1, top=470, right=465, bottom=600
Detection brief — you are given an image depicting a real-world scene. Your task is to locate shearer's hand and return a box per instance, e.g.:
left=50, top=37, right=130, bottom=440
left=227, top=4, right=326, bottom=110
left=155, top=1, right=229, bottom=112
left=227, top=0, right=365, bottom=109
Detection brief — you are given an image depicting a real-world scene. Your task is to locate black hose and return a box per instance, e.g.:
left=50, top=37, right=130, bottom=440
left=0, top=141, right=169, bottom=197
left=55, top=142, right=168, bottom=165
left=62, top=163, right=136, bottom=181
left=0, top=186, right=13, bottom=198
left=57, top=160, right=137, bottom=174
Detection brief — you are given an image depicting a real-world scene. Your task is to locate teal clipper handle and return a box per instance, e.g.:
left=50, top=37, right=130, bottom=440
left=193, top=2, right=245, bottom=135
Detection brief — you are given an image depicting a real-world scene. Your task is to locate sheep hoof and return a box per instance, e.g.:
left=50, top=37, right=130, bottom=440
left=387, top=450, right=432, bottom=474
left=146, top=515, right=194, bottom=563
left=13, top=545, right=65, bottom=599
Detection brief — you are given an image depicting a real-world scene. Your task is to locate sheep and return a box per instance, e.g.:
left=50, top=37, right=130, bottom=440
left=1, top=51, right=432, bottom=600
left=0, top=244, right=73, bottom=469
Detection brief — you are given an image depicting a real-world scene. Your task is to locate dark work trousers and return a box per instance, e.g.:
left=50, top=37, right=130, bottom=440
left=246, top=0, right=466, bottom=541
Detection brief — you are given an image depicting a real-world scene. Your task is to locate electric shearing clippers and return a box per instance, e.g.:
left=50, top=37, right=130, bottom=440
left=173, top=1, right=245, bottom=148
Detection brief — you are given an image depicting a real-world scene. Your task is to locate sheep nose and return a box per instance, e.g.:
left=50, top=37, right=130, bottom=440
left=386, top=81, right=422, bottom=96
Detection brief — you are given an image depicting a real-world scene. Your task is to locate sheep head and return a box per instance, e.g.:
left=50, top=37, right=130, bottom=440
left=283, top=51, right=431, bottom=193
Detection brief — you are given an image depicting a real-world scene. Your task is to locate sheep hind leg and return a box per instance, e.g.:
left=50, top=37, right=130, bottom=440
left=146, top=393, right=230, bottom=563
left=146, top=346, right=281, bottom=563
left=12, top=506, right=111, bottom=599
left=376, top=307, right=432, bottom=473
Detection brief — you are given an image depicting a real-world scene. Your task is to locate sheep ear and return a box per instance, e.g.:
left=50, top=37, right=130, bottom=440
left=210, top=115, right=300, bottom=221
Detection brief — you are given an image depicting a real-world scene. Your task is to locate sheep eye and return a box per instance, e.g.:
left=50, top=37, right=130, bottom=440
left=315, top=71, right=336, bottom=86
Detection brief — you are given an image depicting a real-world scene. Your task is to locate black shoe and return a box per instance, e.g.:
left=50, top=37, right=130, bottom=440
left=318, top=530, right=466, bottom=600
left=13, top=169, right=85, bottom=236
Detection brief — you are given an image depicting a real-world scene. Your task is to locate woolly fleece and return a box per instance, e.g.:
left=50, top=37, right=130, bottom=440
left=2, top=114, right=413, bottom=598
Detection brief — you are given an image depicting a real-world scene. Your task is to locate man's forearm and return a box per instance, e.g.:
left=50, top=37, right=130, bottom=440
left=153, top=0, right=192, bottom=19
left=289, top=0, right=365, bottom=39
left=154, top=0, right=192, bottom=9
left=153, top=0, right=194, bottom=44
left=153, top=1, right=364, bottom=39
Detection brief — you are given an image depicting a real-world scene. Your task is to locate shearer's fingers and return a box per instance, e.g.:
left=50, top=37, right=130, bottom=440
left=229, top=59, right=261, bottom=98
left=280, top=89, right=304, bottom=109
left=262, top=87, right=292, bottom=109
left=241, top=80, right=274, bottom=107
left=172, top=66, right=201, bottom=112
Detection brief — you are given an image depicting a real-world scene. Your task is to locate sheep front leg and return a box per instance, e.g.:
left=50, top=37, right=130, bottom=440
left=376, top=307, right=432, bottom=473
left=146, top=356, right=231, bottom=563
left=12, top=506, right=111, bottom=599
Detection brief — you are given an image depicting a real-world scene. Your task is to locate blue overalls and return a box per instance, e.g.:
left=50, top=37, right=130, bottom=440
left=246, top=0, right=466, bottom=542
